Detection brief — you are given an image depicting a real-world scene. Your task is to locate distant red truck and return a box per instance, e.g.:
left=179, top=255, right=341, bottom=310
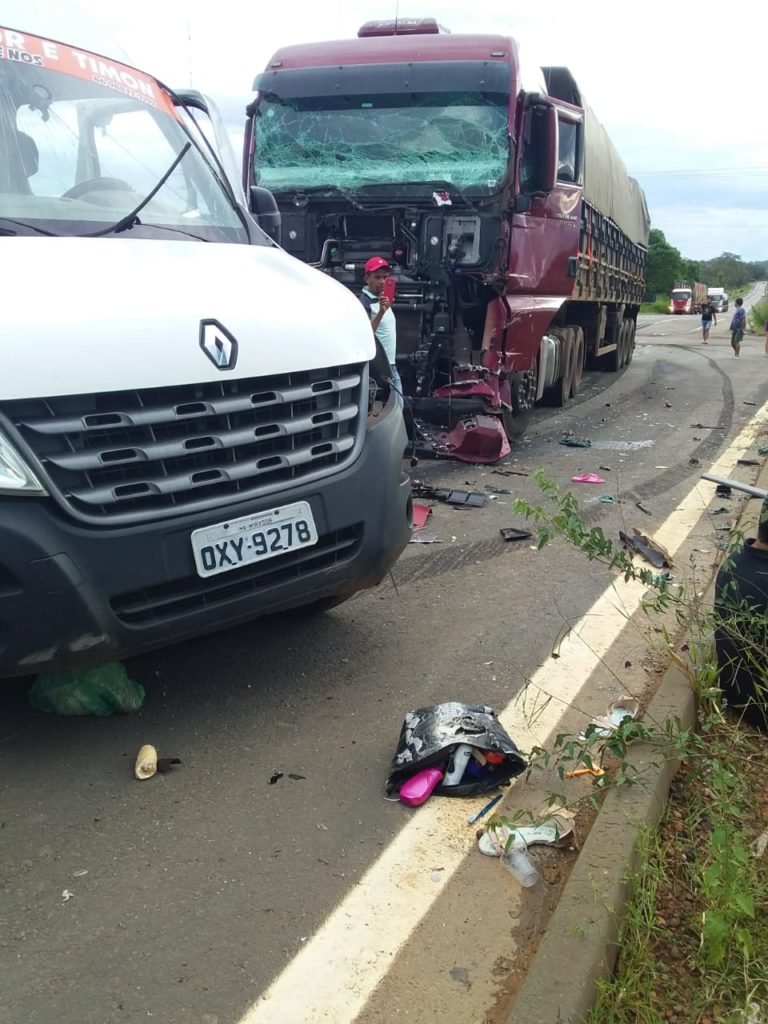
left=244, top=18, right=650, bottom=459
left=669, top=282, right=708, bottom=315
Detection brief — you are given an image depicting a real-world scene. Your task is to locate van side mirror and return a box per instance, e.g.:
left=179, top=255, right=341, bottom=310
left=249, top=186, right=281, bottom=245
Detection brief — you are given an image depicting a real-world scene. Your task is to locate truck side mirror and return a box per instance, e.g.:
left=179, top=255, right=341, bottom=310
left=543, top=105, right=558, bottom=193
left=249, top=186, right=282, bottom=245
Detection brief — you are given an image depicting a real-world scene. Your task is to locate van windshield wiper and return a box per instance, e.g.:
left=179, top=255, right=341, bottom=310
left=78, top=142, right=193, bottom=238
left=0, top=216, right=59, bottom=237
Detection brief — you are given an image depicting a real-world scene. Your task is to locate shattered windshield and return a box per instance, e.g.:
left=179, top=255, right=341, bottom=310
left=254, top=91, right=509, bottom=192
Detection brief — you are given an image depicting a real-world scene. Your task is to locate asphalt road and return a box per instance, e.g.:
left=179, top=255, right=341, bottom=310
left=2, top=282, right=766, bottom=1024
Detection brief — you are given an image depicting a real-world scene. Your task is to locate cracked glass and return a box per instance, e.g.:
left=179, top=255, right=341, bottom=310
left=254, top=91, right=509, bottom=192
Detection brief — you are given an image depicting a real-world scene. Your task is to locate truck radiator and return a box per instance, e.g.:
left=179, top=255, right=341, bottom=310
left=0, top=365, right=364, bottom=523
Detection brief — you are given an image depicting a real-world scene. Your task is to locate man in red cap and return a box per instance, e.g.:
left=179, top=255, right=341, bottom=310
left=360, top=256, right=401, bottom=392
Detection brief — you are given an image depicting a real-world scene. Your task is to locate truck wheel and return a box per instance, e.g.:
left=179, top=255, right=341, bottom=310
left=625, top=320, right=636, bottom=366
left=569, top=327, right=585, bottom=398
left=606, top=328, right=621, bottom=372
left=545, top=328, right=573, bottom=407
left=502, top=363, right=538, bottom=440
left=618, top=321, right=629, bottom=368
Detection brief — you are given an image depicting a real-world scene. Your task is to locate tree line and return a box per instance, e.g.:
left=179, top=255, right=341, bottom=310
left=645, top=229, right=768, bottom=297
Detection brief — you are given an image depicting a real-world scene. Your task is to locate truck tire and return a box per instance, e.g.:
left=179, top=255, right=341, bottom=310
left=625, top=320, right=636, bottom=366
left=502, top=362, right=538, bottom=440
left=618, top=321, right=629, bottom=368
left=545, top=328, right=573, bottom=407
left=569, top=327, right=585, bottom=398
left=606, top=328, right=621, bottom=372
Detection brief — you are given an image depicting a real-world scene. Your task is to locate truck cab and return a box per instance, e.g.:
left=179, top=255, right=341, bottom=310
left=0, top=15, right=411, bottom=677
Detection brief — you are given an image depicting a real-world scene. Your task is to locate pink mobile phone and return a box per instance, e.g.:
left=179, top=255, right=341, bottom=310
left=382, top=276, right=397, bottom=303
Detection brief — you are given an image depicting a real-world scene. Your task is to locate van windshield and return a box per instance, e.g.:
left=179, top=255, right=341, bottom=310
left=254, top=91, right=510, bottom=193
left=0, top=29, right=249, bottom=242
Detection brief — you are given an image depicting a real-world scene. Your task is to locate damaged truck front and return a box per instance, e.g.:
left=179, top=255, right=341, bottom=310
left=245, top=18, right=650, bottom=462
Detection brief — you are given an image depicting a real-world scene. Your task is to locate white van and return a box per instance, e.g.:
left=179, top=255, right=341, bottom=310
left=0, top=15, right=411, bottom=676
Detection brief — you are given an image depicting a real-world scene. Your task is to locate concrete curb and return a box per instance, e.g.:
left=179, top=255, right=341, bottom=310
left=506, top=467, right=768, bottom=1024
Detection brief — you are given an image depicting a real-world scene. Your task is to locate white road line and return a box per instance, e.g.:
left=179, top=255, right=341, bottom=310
left=238, top=402, right=768, bottom=1024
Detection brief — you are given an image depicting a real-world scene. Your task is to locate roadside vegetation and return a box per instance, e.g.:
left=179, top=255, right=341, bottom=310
left=504, top=474, right=768, bottom=1024
left=749, top=295, right=768, bottom=335
left=644, top=231, right=766, bottom=307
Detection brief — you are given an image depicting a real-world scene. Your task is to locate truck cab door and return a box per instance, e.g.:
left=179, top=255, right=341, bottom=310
left=508, top=98, right=582, bottom=295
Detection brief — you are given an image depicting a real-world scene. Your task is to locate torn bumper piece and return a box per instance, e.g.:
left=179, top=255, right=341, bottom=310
left=413, top=414, right=511, bottom=464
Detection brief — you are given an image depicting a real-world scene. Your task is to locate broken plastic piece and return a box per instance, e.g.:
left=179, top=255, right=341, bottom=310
left=500, top=527, right=533, bottom=542
left=409, top=533, right=442, bottom=544
left=635, top=501, right=652, bottom=516
left=619, top=528, right=672, bottom=568
left=439, top=415, right=511, bottom=464
left=737, top=459, right=760, bottom=467
left=598, top=495, right=615, bottom=504
left=478, top=808, right=575, bottom=855
left=572, top=473, right=605, bottom=484
left=486, top=486, right=512, bottom=494
left=500, top=840, right=540, bottom=887
left=157, top=757, right=182, bottom=774
left=563, top=765, right=606, bottom=779
left=412, top=502, right=432, bottom=530
left=269, top=771, right=283, bottom=785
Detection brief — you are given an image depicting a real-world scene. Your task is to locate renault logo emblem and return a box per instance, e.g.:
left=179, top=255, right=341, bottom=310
left=200, top=320, right=238, bottom=371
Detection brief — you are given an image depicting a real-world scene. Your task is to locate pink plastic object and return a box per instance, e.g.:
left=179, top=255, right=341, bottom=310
left=571, top=473, right=605, bottom=484
left=399, top=767, right=444, bottom=807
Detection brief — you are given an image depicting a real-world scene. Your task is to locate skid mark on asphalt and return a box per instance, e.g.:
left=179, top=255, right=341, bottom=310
left=236, top=403, right=768, bottom=1024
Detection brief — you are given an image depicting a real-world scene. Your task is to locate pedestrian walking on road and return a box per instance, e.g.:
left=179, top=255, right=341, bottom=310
left=730, top=297, right=746, bottom=358
left=700, top=299, right=717, bottom=343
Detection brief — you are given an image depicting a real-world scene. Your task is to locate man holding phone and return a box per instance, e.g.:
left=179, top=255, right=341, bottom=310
left=360, top=256, right=401, bottom=392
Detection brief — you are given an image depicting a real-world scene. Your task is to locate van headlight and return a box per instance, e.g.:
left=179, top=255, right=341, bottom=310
left=0, top=432, right=47, bottom=495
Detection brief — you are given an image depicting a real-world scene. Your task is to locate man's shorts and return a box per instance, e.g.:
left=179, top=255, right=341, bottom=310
left=731, top=330, right=744, bottom=347
left=702, top=319, right=712, bottom=331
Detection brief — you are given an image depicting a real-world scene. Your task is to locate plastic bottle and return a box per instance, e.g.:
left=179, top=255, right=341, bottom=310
left=443, top=744, right=474, bottom=786
left=500, top=836, right=540, bottom=888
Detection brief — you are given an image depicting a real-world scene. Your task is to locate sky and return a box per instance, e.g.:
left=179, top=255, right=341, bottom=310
left=17, top=0, right=768, bottom=261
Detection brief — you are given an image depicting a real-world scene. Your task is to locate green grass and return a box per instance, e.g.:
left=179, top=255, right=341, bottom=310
left=748, top=296, right=768, bottom=334
left=585, top=712, right=768, bottom=1024
left=640, top=296, right=670, bottom=314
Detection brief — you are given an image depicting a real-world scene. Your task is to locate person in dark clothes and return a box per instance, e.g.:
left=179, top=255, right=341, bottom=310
left=714, top=501, right=768, bottom=731
left=699, top=299, right=717, bottom=343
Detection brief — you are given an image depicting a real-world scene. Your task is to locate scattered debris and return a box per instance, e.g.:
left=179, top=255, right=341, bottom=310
left=598, top=495, right=615, bottom=504
left=664, top=401, right=672, bottom=409
left=693, top=436, right=702, bottom=441
left=467, top=792, right=504, bottom=824
left=715, top=484, right=733, bottom=498
left=486, top=485, right=512, bottom=495
left=61, top=889, right=74, bottom=903
left=412, top=502, right=432, bottom=531
left=754, top=831, right=768, bottom=858
left=744, top=401, right=758, bottom=407
left=737, top=459, right=761, bottom=467
left=691, top=423, right=725, bottom=430
left=563, top=765, right=606, bottom=779
left=599, top=465, right=612, bottom=472
left=478, top=807, right=575, bottom=855
left=28, top=662, right=145, bottom=717
left=759, top=445, right=768, bottom=457
left=710, top=507, right=731, bottom=516
left=635, top=501, right=652, bottom=516
left=689, top=457, right=700, bottom=466
left=157, top=757, right=182, bottom=774
left=625, top=660, right=632, bottom=669
left=572, top=473, right=606, bottom=484
left=73, top=870, right=89, bottom=878
left=578, top=695, right=641, bottom=742
left=410, top=533, right=441, bottom=544
left=288, top=773, right=306, bottom=781
left=715, top=525, right=732, bottom=533
left=269, top=771, right=284, bottom=785
left=620, top=528, right=672, bottom=568
left=412, top=483, right=486, bottom=507
left=500, top=527, right=533, bottom=542
left=560, top=436, right=592, bottom=448
left=493, top=468, right=529, bottom=477
left=134, top=744, right=158, bottom=781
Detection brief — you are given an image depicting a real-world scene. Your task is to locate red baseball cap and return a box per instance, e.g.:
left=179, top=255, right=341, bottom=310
left=364, top=256, right=391, bottom=274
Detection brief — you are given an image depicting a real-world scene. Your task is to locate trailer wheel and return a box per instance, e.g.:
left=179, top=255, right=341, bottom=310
left=619, top=321, right=629, bottom=368
left=625, top=320, right=636, bottom=366
left=545, top=328, right=573, bottom=407
left=569, top=327, right=585, bottom=398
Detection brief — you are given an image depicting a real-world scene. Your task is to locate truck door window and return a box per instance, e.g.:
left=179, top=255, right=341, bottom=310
left=557, top=117, right=579, bottom=183
left=519, top=105, right=549, bottom=194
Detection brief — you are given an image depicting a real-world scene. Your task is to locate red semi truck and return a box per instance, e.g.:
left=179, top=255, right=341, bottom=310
left=669, top=282, right=707, bottom=315
left=243, top=18, right=649, bottom=459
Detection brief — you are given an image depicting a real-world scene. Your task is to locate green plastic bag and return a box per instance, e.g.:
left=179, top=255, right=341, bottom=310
left=28, top=662, right=145, bottom=717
